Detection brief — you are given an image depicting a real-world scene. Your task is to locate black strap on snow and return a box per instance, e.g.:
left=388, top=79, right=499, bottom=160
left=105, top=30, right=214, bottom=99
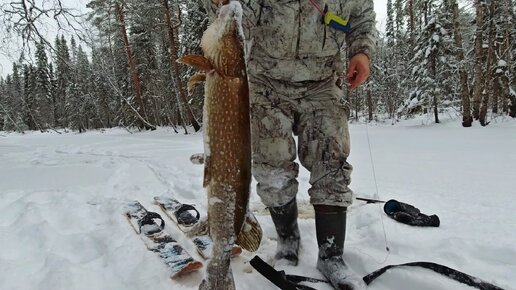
left=252, top=256, right=505, bottom=290
left=250, top=256, right=329, bottom=290
left=175, top=204, right=200, bottom=227
left=138, top=211, right=165, bottom=234
left=284, top=274, right=328, bottom=286
left=363, top=262, right=505, bottom=290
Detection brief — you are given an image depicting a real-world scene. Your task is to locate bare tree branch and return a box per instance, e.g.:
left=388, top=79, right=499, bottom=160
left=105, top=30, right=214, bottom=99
left=1, top=0, right=86, bottom=60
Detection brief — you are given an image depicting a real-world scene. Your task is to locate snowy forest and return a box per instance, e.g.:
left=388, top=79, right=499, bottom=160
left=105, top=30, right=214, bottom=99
left=0, top=0, right=515, bottom=134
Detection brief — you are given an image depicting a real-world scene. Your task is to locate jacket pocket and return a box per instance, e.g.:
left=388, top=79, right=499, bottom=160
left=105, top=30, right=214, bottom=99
left=251, top=1, right=299, bottom=59
left=298, top=0, right=348, bottom=58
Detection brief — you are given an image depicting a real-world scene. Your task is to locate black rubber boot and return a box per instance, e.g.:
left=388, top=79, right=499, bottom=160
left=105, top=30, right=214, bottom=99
left=315, top=205, right=366, bottom=290
left=268, top=198, right=300, bottom=266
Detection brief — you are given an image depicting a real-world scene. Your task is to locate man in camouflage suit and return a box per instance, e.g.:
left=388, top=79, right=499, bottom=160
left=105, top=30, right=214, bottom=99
left=204, top=1, right=376, bottom=289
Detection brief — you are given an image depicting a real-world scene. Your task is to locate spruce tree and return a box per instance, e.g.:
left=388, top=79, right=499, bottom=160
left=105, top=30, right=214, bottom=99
left=0, top=75, right=13, bottom=130
left=34, top=41, right=54, bottom=129
left=8, top=63, right=27, bottom=131
left=77, top=44, right=97, bottom=129
left=407, top=2, right=456, bottom=123
left=66, top=38, right=83, bottom=132
left=0, top=77, right=5, bottom=130
left=54, top=35, right=72, bottom=127
left=22, top=64, right=38, bottom=130
left=180, top=0, right=208, bottom=117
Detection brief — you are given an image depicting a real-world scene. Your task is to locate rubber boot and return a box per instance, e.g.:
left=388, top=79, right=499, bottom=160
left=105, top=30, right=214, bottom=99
left=268, top=198, right=300, bottom=266
left=315, top=205, right=366, bottom=290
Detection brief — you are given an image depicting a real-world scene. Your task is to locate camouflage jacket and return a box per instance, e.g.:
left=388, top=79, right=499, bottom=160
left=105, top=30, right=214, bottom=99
left=203, top=0, right=377, bottom=82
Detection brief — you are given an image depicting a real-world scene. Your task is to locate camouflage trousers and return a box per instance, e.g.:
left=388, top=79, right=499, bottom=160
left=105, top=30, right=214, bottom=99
left=250, top=73, right=353, bottom=208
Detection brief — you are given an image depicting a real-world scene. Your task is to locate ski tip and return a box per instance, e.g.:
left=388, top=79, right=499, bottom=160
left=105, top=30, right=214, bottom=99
left=171, top=261, right=203, bottom=278
left=232, top=245, right=243, bottom=257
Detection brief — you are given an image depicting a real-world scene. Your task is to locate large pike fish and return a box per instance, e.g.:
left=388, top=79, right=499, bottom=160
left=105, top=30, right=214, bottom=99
left=179, top=1, right=260, bottom=289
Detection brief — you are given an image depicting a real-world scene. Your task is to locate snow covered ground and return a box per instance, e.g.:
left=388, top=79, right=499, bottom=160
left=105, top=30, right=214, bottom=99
left=1, top=117, right=515, bottom=290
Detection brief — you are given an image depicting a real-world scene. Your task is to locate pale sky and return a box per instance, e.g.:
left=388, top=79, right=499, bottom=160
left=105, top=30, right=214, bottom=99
left=0, top=0, right=388, bottom=78
left=374, top=0, right=389, bottom=33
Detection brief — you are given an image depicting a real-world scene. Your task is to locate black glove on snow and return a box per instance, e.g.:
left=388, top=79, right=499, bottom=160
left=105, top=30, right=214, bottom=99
left=383, top=199, right=440, bottom=227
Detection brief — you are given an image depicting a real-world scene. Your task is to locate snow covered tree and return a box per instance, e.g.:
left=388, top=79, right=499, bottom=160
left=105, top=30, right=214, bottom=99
left=407, top=2, right=456, bottom=123
left=66, top=38, right=85, bottom=132
left=446, top=0, right=473, bottom=127
left=22, top=64, right=38, bottom=130
left=114, top=1, right=153, bottom=130
left=472, top=0, right=487, bottom=121
left=380, top=0, right=404, bottom=119
left=87, top=0, right=157, bottom=129
left=6, top=0, right=506, bottom=131
left=127, top=0, right=163, bottom=126
left=179, top=0, right=209, bottom=119
left=0, top=77, right=5, bottom=130
left=161, top=0, right=201, bottom=133
left=48, top=63, right=58, bottom=126
left=91, top=47, right=114, bottom=128
left=2, top=63, right=28, bottom=132
left=34, top=41, right=54, bottom=129
left=77, top=44, right=98, bottom=129
left=386, top=0, right=395, bottom=42
left=500, top=0, right=515, bottom=117
left=394, top=0, right=405, bottom=39
left=87, top=0, right=133, bottom=126
left=0, top=75, right=15, bottom=131
left=407, top=0, right=417, bottom=48
left=54, top=36, right=72, bottom=127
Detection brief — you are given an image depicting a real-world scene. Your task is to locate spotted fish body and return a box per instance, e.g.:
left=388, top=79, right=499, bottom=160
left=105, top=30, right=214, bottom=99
left=179, top=2, right=251, bottom=289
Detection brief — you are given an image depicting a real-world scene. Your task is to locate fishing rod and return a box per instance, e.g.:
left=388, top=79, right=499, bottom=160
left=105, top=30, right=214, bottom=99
left=355, top=196, right=385, bottom=204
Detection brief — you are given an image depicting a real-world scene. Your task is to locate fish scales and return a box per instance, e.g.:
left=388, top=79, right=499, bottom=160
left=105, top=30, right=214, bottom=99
left=179, top=2, right=251, bottom=289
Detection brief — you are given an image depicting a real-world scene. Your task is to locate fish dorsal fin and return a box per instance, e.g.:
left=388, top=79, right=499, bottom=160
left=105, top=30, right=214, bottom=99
left=177, top=54, right=213, bottom=72
left=187, top=73, right=206, bottom=95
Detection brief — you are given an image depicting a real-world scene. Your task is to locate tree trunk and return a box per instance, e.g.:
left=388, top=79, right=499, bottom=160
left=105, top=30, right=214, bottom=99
left=492, top=1, right=503, bottom=116
left=450, top=0, right=472, bottom=127
left=433, top=95, right=439, bottom=124
left=479, top=0, right=496, bottom=126
left=502, top=0, right=514, bottom=117
left=430, top=43, right=439, bottom=124
left=472, top=0, right=485, bottom=120
left=408, top=0, right=415, bottom=49
left=161, top=0, right=201, bottom=133
left=114, top=2, right=154, bottom=130
left=492, top=78, right=501, bottom=114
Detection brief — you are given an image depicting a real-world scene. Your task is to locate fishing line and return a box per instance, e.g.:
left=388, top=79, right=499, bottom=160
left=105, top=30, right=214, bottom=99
left=364, top=119, right=391, bottom=264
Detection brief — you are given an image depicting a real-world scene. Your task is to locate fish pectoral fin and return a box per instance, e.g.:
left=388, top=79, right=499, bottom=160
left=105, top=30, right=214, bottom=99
left=187, top=73, right=206, bottom=95
left=203, top=156, right=212, bottom=188
left=177, top=54, right=213, bottom=72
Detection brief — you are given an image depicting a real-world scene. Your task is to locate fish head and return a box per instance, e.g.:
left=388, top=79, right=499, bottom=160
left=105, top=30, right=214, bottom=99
left=216, top=1, right=243, bottom=36
left=201, top=1, right=245, bottom=72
